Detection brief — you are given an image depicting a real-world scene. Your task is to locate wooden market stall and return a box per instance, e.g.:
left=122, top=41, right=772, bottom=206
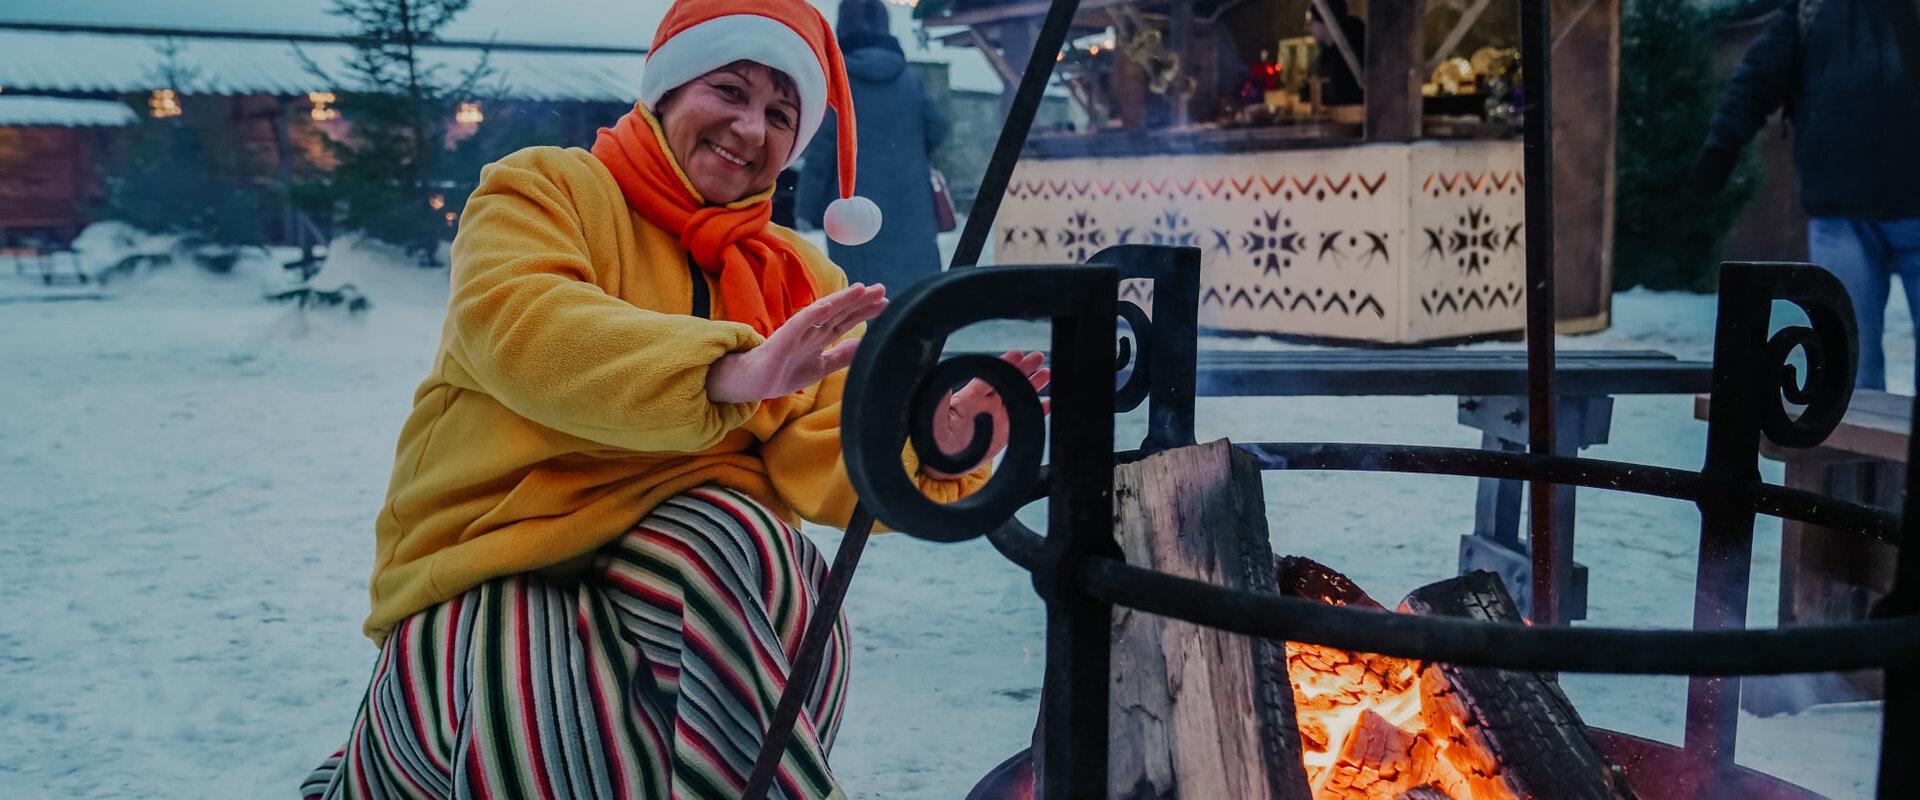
left=916, top=0, right=1617, bottom=344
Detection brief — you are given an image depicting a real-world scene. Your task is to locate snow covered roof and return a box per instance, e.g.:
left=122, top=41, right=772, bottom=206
left=0, top=95, right=137, bottom=127
left=0, top=27, right=650, bottom=103
left=0, top=0, right=1009, bottom=93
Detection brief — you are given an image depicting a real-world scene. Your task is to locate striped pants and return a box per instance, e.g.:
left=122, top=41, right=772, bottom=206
left=303, top=486, right=851, bottom=800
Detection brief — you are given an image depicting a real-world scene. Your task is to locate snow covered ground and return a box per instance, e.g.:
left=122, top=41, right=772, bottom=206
left=0, top=232, right=1901, bottom=798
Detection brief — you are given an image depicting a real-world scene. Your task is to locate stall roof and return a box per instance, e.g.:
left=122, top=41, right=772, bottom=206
left=0, top=95, right=138, bottom=127
left=0, top=25, right=651, bottom=103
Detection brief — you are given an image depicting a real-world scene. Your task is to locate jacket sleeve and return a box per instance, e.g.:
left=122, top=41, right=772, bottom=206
left=443, top=155, right=766, bottom=453
left=1704, top=3, right=1800, bottom=154
left=795, top=116, right=837, bottom=230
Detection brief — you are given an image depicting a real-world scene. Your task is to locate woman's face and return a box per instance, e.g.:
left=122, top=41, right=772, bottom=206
left=655, top=61, right=800, bottom=204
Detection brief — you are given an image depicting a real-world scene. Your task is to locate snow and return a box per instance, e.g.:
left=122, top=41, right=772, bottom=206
left=0, top=228, right=1899, bottom=798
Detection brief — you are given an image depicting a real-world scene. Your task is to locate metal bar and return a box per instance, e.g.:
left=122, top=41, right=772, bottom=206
left=1232, top=441, right=1902, bottom=542
left=1039, top=275, right=1118, bottom=800
left=951, top=0, right=1084, bottom=268
left=1878, top=387, right=1920, bottom=797
left=1683, top=270, right=1772, bottom=793
left=1520, top=0, right=1562, bottom=627
left=739, top=508, right=876, bottom=800
left=1069, top=555, right=1920, bottom=675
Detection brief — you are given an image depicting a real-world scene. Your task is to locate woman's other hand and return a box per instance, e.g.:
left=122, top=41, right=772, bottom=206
left=706, top=283, right=889, bottom=404
left=922, top=350, right=1051, bottom=480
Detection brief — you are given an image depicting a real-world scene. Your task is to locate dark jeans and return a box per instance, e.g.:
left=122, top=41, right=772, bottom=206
left=1809, top=217, right=1920, bottom=389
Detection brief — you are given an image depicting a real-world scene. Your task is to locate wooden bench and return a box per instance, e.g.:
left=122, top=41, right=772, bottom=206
left=1694, top=389, right=1906, bottom=714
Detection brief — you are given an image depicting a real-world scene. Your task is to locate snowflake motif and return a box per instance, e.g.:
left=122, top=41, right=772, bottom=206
left=1055, top=209, right=1106, bottom=262
left=1147, top=208, right=1197, bottom=247
left=1241, top=209, right=1305, bottom=278
left=1421, top=206, right=1504, bottom=275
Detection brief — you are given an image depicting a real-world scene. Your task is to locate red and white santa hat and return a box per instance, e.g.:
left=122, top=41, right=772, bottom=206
left=639, top=0, right=881, bottom=245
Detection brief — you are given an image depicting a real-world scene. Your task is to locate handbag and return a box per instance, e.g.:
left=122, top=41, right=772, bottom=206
left=930, top=168, right=958, bottom=233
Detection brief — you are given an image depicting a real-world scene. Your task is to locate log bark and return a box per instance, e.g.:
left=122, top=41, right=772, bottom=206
left=1108, top=439, right=1313, bottom=800
left=1401, top=572, right=1640, bottom=800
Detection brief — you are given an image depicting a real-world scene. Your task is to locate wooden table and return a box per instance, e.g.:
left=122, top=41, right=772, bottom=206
left=1694, top=389, right=1907, bottom=714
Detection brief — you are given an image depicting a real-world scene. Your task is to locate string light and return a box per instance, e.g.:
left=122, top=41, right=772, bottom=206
left=148, top=89, right=182, bottom=119
left=309, top=91, right=339, bottom=122
left=428, top=194, right=446, bottom=211
left=455, top=101, right=483, bottom=126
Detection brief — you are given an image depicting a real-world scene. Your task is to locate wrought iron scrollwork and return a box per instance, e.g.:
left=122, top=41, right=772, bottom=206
left=1114, top=301, right=1154, bottom=413
left=1710, top=263, right=1858, bottom=451
left=1084, top=244, right=1202, bottom=450
left=843, top=264, right=1118, bottom=543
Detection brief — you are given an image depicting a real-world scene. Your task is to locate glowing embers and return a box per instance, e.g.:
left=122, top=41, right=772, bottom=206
left=1275, top=558, right=1634, bottom=800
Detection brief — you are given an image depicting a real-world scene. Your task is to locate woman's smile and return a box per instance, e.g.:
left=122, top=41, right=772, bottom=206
left=656, top=61, right=798, bottom=203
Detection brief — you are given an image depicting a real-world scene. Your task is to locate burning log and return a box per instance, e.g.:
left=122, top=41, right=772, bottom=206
left=1275, top=561, right=1639, bottom=800
left=1106, top=440, right=1313, bottom=799
left=1400, top=573, right=1639, bottom=800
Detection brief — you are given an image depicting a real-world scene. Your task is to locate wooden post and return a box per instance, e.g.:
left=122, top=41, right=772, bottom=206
left=1549, top=0, right=1621, bottom=332
left=1108, top=439, right=1313, bottom=800
left=1366, top=0, right=1424, bottom=142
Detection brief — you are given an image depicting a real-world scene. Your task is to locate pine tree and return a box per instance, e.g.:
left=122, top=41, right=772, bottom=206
left=1612, top=0, right=1761, bottom=292
left=302, top=0, right=494, bottom=265
left=102, top=39, right=271, bottom=256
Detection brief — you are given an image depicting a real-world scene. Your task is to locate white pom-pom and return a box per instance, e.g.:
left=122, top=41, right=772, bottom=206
left=824, top=196, right=882, bottom=246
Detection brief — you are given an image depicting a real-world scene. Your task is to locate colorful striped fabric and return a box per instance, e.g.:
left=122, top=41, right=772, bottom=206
left=304, top=486, right=850, bottom=800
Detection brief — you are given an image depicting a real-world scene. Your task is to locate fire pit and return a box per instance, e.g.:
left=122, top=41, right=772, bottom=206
left=835, top=247, right=1916, bottom=800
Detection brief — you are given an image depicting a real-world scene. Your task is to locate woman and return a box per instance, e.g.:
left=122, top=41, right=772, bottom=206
left=798, top=0, right=950, bottom=290
left=302, top=1, right=1045, bottom=798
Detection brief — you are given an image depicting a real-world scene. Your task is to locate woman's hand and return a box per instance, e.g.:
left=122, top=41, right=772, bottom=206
left=705, top=283, right=889, bottom=404
left=922, top=350, right=1051, bottom=480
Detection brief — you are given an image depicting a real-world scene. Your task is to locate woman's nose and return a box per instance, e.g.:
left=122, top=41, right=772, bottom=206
left=730, top=109, right=766, bottom=150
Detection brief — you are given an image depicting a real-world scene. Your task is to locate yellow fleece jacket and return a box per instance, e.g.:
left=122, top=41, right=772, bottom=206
left=365, top=145, right=984, bottom=641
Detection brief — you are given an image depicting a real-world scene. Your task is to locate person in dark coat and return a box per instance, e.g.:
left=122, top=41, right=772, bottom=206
left=798, top=0, right=950, bottom=291
left=1689, top=0, right=1920, bottom=389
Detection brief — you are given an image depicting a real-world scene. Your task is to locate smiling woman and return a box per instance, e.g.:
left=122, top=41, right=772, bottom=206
left=657, top=62, right=802, bottom=204
left=295, top=1, right=1049, bottom=799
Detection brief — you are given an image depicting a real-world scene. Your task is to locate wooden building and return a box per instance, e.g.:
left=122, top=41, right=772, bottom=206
left=0, top=22, right=644, bottom=249
left=916, top=0, right=1621, bottom=343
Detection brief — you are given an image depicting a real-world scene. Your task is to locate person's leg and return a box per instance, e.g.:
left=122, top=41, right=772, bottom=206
left=595, top=486, right=850, bottom=800
left=1881, top=218, right=1920, bottom=387
left=1809, top=217, right=1892, bottom=389
left=308, top=574, right=658, bottom=800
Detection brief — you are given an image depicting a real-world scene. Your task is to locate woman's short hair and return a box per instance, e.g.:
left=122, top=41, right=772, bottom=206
left=837, top=0, right=891, bottom=42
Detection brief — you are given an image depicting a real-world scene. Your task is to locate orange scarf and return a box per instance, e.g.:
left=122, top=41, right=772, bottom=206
left=591, top=103, right=817, bottom=336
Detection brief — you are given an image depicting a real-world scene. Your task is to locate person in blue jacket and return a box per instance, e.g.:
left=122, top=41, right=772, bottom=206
left=1689, top=0, right=1920, bottom=389
left=799, top=0, right=950, bottom=291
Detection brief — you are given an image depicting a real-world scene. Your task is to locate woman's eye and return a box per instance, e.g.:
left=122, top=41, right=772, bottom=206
left=712, top=82, right=743, bottom=99
left=769, top=110, right=794, bottom=130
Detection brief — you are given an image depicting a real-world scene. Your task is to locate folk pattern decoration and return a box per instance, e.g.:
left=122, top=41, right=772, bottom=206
left=996, top=143, right=1526, bottom=343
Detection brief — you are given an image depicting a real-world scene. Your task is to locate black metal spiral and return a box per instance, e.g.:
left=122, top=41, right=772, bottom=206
left=843, top=263, right=1118, bottom=543
left=1761, top=313, right=1853, bottom=449
left=1114, top=301, right=1154, bottom=413
left=1710, top=263, right=1857, bottom=451
left=908, top=354, right=1045, bottom=480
